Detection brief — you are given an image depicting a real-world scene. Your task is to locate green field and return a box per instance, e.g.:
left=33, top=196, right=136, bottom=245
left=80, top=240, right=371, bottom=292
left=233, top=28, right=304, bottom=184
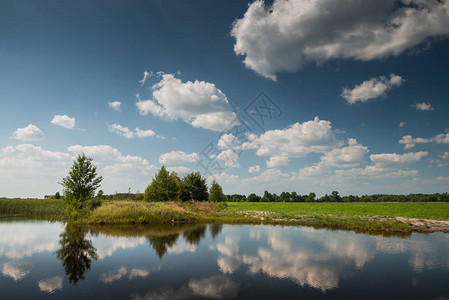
left=1, top=199, right=449, bottom=233
left=223, top=202, right=449, bottom=220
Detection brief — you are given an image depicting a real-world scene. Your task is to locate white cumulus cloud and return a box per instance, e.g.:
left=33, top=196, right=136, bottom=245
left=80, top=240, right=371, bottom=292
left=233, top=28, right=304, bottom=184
left=266, top=156, right=289, bottom=168
left=108, top=124, right=135, bottom=139
left=12, top=124, right=44, bottom=141
left=108, top=101, right=122, bottom=111
left=231, top=0, right=449, bottom=80
left=399, top=132, right=449, bottom=149
left=248, top=165, right=260, bottom=173
left=370, top=151, right=428, bottom=167
left=341, top=74, right=404, bottom=104
left=250, top=117, right=340, bottom=160
left=135, top=128, right=156, bottom=138
left=159, top=151, right=199, bottom=165
left=136, top=73, right=237, bottom=132
left=414, top=102, right=434, bottom=111
left=51, top=115, right=75, bottom=129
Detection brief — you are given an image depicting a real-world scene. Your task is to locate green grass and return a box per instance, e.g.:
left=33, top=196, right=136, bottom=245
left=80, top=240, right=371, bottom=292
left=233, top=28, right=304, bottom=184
left=1, top=198, right=449, bottom=233
left=223, top=202, right=449, bottom=220
left=0, top=198, right=66, bottom=217
left=77, top=200, right=226, bottom=224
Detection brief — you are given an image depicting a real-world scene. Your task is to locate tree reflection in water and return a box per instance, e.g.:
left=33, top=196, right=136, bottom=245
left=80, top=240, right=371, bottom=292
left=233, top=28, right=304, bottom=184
left=56, top=224, right=98, bottom=285
left=148, top=234, right=179, bottom=259
left=183, top=226, right=207, bottom=246
left=209, top=224, right=223, bottom=239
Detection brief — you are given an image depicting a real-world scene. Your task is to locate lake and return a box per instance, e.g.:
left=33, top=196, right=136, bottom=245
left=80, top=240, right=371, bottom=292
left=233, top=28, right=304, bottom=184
left=1, top=218, right=449, bottom=299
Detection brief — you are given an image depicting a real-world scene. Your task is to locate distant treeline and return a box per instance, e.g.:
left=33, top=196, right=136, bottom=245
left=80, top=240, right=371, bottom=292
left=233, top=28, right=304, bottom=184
left=226, top=191, right=449, bottom=202
left=45, top=190, right=449, bottom=203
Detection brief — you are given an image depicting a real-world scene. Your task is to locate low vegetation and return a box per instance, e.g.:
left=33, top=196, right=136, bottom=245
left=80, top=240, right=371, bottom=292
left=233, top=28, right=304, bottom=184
left=0, top=198, right=66, bottom=217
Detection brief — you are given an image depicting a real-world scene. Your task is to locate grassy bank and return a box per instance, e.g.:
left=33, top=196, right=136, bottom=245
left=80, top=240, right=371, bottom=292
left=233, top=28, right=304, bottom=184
left=0, top=198, right=66, bottom=218
left=1, top=199, right=449, bottom=233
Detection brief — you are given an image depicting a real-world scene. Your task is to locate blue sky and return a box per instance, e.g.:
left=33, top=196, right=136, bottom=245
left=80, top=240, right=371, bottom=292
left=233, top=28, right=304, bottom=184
left=1, top=0, right=449, bottom=198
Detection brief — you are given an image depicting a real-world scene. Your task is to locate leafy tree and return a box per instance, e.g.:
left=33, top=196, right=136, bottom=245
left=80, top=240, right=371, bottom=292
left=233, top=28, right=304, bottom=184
left=247, top=193, right=261, bottom=202
left=307, top=192, right=316, bottom=202
left=179, top=172, right=209, bottom=202
left=60, top=154, right=103, bottom=216
left=208, top=180, right=227, bottom=202
left=331, top=191, right=342, bottom=202
left=260, top=196, right=270, bottom=202
left=263, top=190, right=274, bottom=202
left=55, top=192, right=61, bottom=199
left=144, top=166, right=180, bottom=202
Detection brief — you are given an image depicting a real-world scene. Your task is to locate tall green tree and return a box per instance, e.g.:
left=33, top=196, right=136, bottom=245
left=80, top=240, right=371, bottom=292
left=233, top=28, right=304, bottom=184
left=144, top=166, right=180, bottom=202
left=60, top=154, right=103, bottom=216
left=179, top=172, right=209, bottom=202
left=247, top=193, right=261, bottom=202
left=208, top=180, right=227, bottom=202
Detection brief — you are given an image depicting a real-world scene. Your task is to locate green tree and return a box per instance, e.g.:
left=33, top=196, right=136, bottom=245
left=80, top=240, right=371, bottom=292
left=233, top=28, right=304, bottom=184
left=307, top=192, right=316, bottom=202
left=144, top=166, right=180, bottom=202
left=247, top=193, right=261, bottom=202
left=208, top=180, right=227, bottom=202
left=331, top=191, right=342, bottom=202
left=54, top=192, right=61, bottom=199
left=179, top=172, right=209, bottom=202
left=60, top=154, right=103, bottom=216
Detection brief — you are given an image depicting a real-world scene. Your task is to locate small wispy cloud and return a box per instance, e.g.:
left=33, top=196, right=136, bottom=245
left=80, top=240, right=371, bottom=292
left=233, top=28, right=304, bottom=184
left=108, top=101, right=122, bottom=111
left=341, top=74, right=404, bottom=104
left=414, top=102, right=434, bottom=111
left=108, top=124, right=163, bottom=139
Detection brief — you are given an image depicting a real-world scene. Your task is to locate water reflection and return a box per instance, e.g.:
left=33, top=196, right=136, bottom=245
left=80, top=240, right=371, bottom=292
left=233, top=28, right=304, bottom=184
left=131, top=275, right=240, bottom=300
left=100, top=266, right=150, bottom=284
left=1, top=219, right=449, bottom=299
left=1, top=261, right=32, bottom=281
left=88, top=223, right=211, bottom=259
left=38, top=276, right=63, bottom=293
left=56, top=224, right=98, bottom=284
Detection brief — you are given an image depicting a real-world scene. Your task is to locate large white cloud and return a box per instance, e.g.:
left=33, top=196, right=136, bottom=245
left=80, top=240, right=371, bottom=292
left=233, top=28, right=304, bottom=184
left=12, top=124, right=44, bottom=141
left=249, top=117, right=340, bottom=159
left=51, top=115, right=75, bottom=129
left=231, top=0, right=449, bottom=80
left=341, top=74, right=404, bottom=104
left=299, top=138, right=369, bottom=176
left=136, top=73, right=237, bottom=131
left=0, top=144, right=71, bottom=171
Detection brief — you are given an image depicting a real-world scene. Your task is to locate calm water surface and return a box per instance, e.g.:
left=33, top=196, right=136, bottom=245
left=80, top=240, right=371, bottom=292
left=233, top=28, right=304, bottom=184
left=1, top=218, right=449, bottom=299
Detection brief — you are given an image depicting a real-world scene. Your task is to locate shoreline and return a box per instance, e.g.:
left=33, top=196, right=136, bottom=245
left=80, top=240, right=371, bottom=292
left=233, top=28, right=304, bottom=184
left=1, top=199, right=449, bottom=234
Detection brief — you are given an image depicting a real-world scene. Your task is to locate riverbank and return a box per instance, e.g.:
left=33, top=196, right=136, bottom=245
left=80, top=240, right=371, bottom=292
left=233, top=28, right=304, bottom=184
left=1, top=198, right=449, bottom=233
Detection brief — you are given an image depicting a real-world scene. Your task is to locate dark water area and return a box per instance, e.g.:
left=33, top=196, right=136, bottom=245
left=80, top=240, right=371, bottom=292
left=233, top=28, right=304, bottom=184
left=1, top=218, right=449, bottom=299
